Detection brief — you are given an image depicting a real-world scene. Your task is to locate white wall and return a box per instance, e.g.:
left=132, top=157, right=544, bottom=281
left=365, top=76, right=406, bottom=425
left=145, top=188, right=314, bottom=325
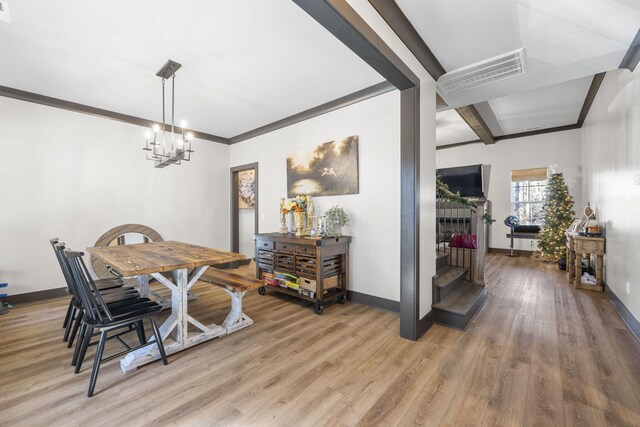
left=0, top=97, right=230, bottom=295
left=230, top=91, right=402, bottom=302
left=436, top=130, right=583, bottom=251
left=581, top=67, right=640, bottom=322
left=238, top=208, right=255, bottom=258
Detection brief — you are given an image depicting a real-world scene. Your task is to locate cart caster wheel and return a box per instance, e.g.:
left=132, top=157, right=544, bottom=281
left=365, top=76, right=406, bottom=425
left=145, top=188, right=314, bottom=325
left=313, top=303, right=324, bottom=315
left=337, top=296, right=346, bottom=304
left=258, top=286, right=266, bottom=295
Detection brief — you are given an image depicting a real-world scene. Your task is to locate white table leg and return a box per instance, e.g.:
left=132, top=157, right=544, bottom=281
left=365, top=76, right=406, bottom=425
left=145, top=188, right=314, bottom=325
left=136, top=273, right=193, bottom=310
left=222, top=289, right=254, bottom=333
left=120, top=266, right=226, bottom=373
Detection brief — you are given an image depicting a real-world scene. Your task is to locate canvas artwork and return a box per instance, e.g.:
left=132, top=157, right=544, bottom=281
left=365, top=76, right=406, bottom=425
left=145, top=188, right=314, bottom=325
left=238, top=169, right=256, bottom=209
left=286, top=136, right=359, bottom=197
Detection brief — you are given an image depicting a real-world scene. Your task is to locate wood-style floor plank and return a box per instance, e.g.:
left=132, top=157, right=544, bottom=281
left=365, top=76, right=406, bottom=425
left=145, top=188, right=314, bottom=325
left=1, top=256, right=639, bottom=426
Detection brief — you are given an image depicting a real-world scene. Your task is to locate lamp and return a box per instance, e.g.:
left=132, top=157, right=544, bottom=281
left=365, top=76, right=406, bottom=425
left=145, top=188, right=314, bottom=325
left=142, top=59, right=194, bottom=168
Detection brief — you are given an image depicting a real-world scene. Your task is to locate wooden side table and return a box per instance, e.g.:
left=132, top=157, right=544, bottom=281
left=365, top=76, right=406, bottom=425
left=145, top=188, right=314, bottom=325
left=572, top=236, right=605, bottom=292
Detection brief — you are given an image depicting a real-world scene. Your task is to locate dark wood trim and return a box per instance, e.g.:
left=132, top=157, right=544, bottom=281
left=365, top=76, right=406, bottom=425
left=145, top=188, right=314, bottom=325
left=619, top=29, right=640, bottom=72
left=293, top=0, right=418, bottom=89
left=496, top=124, right=579, bottom=141
left=230, top=81, right=394, bottom=144
left=0, top=85, right=229, bottom=144
left=5, top=287, right=68, bottom=305
left=417, top=311, right=434, bottom=337
left=230, top=163, right=259, bottom=263
left=488, top=247, right=535, bottom=257
left=436, top=139, right=483, bottom=150
left=368, top=0, right=445, bottom=80
left=347, top=290, right=400, bottom=313
left=400, top=86, right=421, bottom=340
left=456, top=105, right=496, bottom=145
left=605, top=283, right=640, bottom=342
left=436, top=122, right=583, bottom=151
left=577, top=72, right=606, bottom=127
left=295, top=0, right=423, bottom=340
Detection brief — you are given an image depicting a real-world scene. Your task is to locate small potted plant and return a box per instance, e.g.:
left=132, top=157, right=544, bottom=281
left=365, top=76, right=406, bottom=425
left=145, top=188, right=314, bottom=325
left=323, top=206, right=349, bottom=238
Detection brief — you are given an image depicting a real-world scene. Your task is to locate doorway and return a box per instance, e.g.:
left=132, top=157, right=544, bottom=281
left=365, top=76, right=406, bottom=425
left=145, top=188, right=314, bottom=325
left=230, top=163, right=259, bottom=267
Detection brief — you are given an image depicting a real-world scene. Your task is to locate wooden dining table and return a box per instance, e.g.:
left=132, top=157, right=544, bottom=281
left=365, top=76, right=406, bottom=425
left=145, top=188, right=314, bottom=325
left=87, top=240, right=247, bottom=373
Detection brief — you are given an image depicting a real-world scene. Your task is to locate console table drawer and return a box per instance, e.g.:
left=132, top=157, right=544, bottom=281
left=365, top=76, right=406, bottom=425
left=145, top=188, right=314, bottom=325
left=276, top=242, right=295, bottom=252
left=256, top=240, right=274, bottom=251
left=295, top=244, right=316, bottom=256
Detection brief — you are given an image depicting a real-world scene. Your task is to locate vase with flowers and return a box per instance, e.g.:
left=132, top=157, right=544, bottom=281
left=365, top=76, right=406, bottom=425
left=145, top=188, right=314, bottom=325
left=281, top=195, right=309, bottom=237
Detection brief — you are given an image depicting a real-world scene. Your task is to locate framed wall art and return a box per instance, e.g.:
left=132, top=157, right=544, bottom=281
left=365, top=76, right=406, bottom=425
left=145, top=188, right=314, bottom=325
left=286, top=135, right=359, bottom=197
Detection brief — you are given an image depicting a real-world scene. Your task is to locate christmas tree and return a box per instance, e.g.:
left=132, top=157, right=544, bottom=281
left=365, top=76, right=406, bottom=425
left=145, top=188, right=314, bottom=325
left=538, top=173, right=575, bottom=260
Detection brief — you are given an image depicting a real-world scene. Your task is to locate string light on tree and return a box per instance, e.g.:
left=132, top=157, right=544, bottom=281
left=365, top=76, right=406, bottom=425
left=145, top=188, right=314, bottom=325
left=537, top=172, right=575, bottom=261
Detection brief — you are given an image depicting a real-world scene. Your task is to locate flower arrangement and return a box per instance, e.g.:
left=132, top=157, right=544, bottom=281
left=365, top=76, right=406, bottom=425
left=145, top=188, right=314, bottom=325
left=282, top=195, right=309, bottom=213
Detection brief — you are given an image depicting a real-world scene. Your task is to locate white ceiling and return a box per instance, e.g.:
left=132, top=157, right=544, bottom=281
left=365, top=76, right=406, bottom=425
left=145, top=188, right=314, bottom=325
left=487, top=76, right=593, bottom=136
left=397, top=0, right=640, bottom=108
left=400, top=0, right=640, bottom=145
left=0, top=0, right=384, bottom=138
left=435, top=109, right=479, bottom=146
left=436, top=76, right=593, bottom=145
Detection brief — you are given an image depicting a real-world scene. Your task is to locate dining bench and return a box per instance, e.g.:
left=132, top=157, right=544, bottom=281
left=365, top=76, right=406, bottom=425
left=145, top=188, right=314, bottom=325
left=198, top=268, right=262, bottom=332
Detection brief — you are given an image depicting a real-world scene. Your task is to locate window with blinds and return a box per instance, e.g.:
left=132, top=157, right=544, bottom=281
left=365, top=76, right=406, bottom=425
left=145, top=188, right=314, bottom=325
left=511, top=167, right=548, bottom=225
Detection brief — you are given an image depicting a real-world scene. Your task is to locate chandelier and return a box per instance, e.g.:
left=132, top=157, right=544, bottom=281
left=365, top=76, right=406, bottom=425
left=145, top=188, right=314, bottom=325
left=143, top=59, right=194, bottom=168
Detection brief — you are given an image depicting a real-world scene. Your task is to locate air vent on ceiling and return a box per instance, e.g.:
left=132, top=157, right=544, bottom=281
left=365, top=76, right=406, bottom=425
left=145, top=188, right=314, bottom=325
left=0, top=0, right=11, bottom=24
left=437, top=48, right=526, bottom=95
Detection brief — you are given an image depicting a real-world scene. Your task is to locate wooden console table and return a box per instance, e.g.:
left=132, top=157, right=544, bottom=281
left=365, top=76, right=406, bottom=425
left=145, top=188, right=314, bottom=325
left=566, top=233, right=605, bottom=292
left=255, top=233, right=350, bottom=314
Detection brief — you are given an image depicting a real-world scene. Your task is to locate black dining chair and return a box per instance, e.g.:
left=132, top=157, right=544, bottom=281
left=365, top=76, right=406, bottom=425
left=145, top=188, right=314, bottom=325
left=49, top=238, right=126, bottom=341
left=63, top=249, right=168, bottom=397
left=50, top=239, right=138, bottom=347
left=52, top=242, right=143, bottom=354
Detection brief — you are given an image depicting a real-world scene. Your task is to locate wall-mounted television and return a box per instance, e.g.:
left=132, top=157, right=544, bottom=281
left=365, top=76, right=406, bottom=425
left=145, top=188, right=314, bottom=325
left=437, top=164, right=485, bottom=198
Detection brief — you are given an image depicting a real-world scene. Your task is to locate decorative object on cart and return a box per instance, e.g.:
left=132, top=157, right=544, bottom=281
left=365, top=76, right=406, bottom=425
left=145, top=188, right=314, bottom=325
left=142, top=59, right=194, bottom=168
left=536, top=172, right=575, bottom=261
left=323, top=206, right=349, bottom=238
left=286, top=136, right=359, bottom=197
left=255, top=233, right=350, bottom=314
left=304, top=197, right=314, bottom=235
left=281, top=196, right=310, bottom=237
left=504, top=215, right=520, bottom=257
left=238, top=169, right=256, bottom=209
left=436, top=176, right=495, bottom=224
left=279, top=197, right=288, bottom=234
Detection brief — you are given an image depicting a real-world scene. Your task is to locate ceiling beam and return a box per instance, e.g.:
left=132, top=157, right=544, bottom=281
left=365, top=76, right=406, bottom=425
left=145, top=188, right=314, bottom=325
left=620, top=29, right=640, bottom=71
left=0, top=85, right=230, bottom=144
left=293, top=0, right=417, bottom=90
left=456, top=105, right=496, bottom=144
left=368, top=0, right=496, bottom=144
left=577, top=72, right=606, bottom=128
left=436, top=139, right=482, bottom=150
left=368, top=0, right=445, bottom=79
left=229, top=81, right=395, bottom=144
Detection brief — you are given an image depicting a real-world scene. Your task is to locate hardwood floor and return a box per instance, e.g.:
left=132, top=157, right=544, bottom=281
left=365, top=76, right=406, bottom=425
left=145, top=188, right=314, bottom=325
left=1, top=255, right=639, bottom=426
